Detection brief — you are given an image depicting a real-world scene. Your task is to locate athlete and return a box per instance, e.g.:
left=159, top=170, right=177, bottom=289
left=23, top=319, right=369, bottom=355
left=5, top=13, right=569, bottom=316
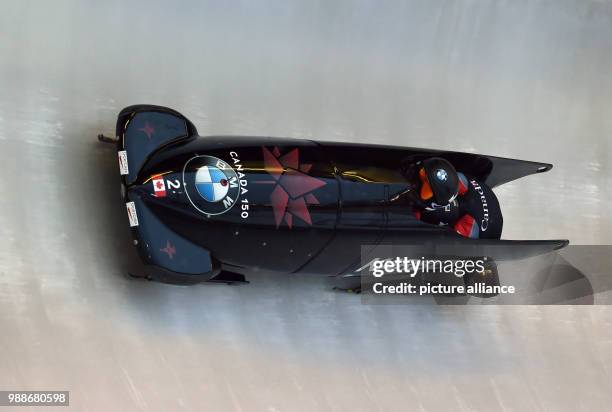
left=408, top=157, right=502, bottom=239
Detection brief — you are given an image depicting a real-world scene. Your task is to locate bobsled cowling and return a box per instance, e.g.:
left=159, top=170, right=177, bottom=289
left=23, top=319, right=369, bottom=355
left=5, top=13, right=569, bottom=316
left=112, top=105, right=568, bottom=284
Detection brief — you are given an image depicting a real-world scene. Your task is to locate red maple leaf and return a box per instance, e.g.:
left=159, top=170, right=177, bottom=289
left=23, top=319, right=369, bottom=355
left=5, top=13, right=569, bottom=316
left=262, top=146, right=326, bottom=228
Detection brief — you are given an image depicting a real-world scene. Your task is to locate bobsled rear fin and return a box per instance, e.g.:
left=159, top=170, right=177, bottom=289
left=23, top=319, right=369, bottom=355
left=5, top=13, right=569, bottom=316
left=484, top=156, right=552, bottom=188
left=126, top=191, right=220, bottom=282
left=116, top=105, right=197, bottom=184
left=433, top=238, right=569, bottom=261
left=430, top=152, right=552, bottom=188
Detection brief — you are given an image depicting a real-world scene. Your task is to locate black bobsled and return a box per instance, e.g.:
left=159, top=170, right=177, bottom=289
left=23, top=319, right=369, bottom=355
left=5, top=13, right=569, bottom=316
left=102, top=105, right=568, bottom=284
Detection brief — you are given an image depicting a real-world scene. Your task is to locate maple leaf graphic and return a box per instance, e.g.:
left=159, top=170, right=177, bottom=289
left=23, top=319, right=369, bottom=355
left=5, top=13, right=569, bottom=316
left=160, top=240, right=176, bottom=259
left=262, top=146, right=326, bottom=228
left=138, top=121, right=155, bottom=139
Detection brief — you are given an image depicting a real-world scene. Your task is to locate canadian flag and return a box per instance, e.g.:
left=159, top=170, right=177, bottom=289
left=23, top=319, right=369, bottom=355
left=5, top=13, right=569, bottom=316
left=152, top=177, right=166, bottom=197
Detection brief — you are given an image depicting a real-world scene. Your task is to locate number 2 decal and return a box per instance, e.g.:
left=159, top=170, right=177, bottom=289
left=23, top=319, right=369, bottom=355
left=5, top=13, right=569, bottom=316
left=167, top=179, right=181, bottom=190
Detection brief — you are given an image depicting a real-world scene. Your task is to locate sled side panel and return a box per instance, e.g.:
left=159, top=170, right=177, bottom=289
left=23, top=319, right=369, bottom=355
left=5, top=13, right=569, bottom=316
left=315, top=141, right=553, bottom=188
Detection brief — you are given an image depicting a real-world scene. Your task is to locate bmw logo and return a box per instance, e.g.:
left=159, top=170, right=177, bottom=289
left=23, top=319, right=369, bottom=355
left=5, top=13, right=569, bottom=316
left=435, top=169, right=448, bottom=181
left=195, top=165, right=230, bottom=202
left=183, top=155, right=241, bottom=215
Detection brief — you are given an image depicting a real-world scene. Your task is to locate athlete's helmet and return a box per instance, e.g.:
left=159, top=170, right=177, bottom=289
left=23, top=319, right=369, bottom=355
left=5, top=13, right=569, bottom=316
left=417, top=157, right=459, bottom=206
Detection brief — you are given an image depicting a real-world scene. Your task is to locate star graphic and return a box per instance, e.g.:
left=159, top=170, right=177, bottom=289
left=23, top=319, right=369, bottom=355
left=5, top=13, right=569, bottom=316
left=138, top=121, right=155, bottom=139
left=262, top=146, right=326, bottom=229
left=160, top=240, right=176, bottom=259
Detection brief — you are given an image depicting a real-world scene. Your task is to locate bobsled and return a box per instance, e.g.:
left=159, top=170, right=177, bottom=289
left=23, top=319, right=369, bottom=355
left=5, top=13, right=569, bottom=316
left=100, top=105, right=568, bottom=284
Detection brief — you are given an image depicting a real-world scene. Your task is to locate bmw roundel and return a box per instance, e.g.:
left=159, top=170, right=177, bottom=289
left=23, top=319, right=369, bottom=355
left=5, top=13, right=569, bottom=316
left=183, top=155, right=241, bottom=215
left=435, top=168, right=448, bottom=182
left=195, top=165, right=229, bottom=202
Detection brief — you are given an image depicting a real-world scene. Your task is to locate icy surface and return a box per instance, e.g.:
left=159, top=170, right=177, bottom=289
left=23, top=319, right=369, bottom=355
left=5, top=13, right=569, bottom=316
left=0, top=1, right=611, bottom=410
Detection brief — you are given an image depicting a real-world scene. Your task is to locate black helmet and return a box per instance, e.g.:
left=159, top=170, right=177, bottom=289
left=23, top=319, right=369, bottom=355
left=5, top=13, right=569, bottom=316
left=418, top=157, right=459, bottom=206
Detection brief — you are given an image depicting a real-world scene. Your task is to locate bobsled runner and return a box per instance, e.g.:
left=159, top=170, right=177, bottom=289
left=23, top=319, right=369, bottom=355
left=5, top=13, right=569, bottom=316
left=100, top=105, right=568, bottom=284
